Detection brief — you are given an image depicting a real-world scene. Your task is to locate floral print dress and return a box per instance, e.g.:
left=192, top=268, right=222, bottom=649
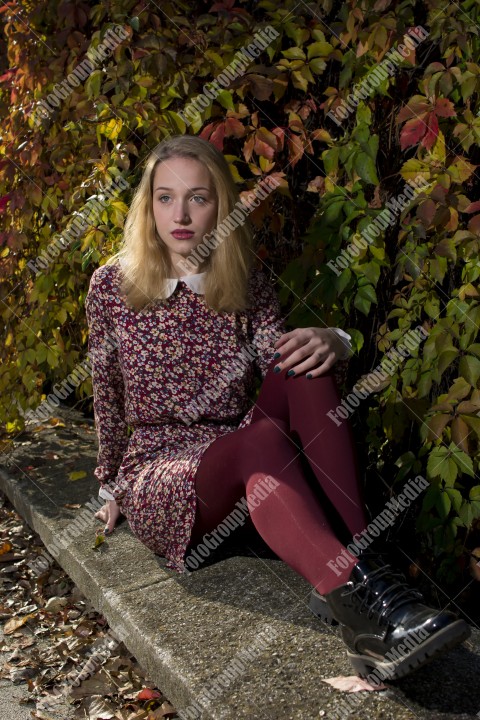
left=84, top=260, right=288, bottom=571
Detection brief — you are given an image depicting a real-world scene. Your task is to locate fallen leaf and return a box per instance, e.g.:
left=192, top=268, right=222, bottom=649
left=0, top=540, right=13, bottom=554
left=64, top=503, right=82, bottom=509
left=93, top=532, right=106, bottom=549
left=137, top=688, right=162, bottom=701
left=44, top=596, right=68, bottom=613
left=322, top=675, right=387, bottom=692
left=68, top=470, right=87, bottom=481
left=48, top=418, right=66, bottom=427
left=4, top=613, right=36, bottom=634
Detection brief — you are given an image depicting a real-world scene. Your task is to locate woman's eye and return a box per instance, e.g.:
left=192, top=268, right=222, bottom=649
left=158, top=195, right=170, bottom=202
left=192, top=195, right=206, bottom=203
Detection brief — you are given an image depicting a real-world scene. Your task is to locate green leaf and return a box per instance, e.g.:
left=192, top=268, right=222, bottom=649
left=354, top=153, right=379, bottom=185
left=459, top=501, right=474, bottom=527
left=309, top=58, right=327, bottom=75
left=85, top=70, right=102, bottom=99
left=216, top=90, right=235, bottom=111
left=348, top=328, right=364, bottom=353
left=282, top=47, right=306, bottom=61
left=459, top=355, right=480, bottom=386
left=322, top=147, right=339, bottom=175
left=435, top=490, right=451, bottom=520
left=335, top=268, right=351, bottom=294
left=354, top=283, right=377, bottom=315
left=450, top=449, right=474, bottom=477
left=422, top=483, right=441, bottom=512
left=469, top=486, right=480, bottom=501
left=445, top=487, right=463, bottom=512
left=129, top=16, right=140, bottom=31
left=307, top=41, right=334, bottom=59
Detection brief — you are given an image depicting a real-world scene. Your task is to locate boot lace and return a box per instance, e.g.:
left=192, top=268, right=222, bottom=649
left=342, top=564, right=424, bottom=626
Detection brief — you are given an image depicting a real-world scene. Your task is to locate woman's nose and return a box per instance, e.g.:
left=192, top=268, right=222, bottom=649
left=173, top=201, right=190, bottom=223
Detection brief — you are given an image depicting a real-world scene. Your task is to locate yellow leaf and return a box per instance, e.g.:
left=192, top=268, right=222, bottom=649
left=68, top=470, right=87, bottom=481
left=429, top=130, right=446, bottom=164
left=4, top=613, right=36, bottom=635
left=0, top=541, right=13, bottom=555
left=93, top=532, right=106, bottom=549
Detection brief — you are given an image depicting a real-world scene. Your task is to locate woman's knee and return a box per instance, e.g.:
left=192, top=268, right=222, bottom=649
left=249, top=416, right=290, bottom=440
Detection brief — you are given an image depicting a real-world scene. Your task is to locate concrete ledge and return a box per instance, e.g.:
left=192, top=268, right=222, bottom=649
left=1, top=407, right=480, bottom=720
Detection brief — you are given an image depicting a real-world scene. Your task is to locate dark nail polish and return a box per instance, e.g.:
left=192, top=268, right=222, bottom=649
left=287, top=369, right=295, bottom=376
left=273, top=352, right=281, bottom=359
left=306, top=373, right=313, bottom=379
left=273, top=366, right=280, bottom=373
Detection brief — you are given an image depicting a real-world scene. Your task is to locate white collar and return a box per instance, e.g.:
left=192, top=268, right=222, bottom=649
left=164, top=272, right=206, bottom=297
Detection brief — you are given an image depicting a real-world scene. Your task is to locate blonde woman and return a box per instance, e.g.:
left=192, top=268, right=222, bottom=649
left=85, top=135, right=469, bottom=682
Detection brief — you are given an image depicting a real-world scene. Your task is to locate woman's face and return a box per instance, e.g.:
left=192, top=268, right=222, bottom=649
left=152, top=156, right=218, bottom=276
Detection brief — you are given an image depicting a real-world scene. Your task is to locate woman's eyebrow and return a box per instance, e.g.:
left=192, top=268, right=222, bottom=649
left=153, top=186, right=211, bottom=192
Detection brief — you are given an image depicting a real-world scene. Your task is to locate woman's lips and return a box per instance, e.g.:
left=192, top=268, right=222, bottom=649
left=171, top=230, right=194, bottom=239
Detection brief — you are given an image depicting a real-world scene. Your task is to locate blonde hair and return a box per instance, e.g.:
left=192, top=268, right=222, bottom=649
left=106, top=135, right=256, bottom=313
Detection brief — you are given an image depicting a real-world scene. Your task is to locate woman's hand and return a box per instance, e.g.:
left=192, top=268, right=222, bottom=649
left=272, top=327, right=348, bottom=378
left=94, top=499, right=122, bottom=535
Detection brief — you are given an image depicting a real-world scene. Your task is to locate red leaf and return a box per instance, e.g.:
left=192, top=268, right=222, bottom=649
left=434, top=97, right=456, bottom=118
left=287, top=132, right=304, bottom=167
left=224, top=117, right=246, bottom=138
left=137, top=688, right=162, bottom=700
left=417, top=199, right=437, bottom=227
left=468, top=214, right=480, bottom=236
left=210, top=122, right=226, bottom=151
left=396, top=95, right=430, bottom=123
left=253, top=128, right=277, bottom=159
left=399, top=116, right=426, bottom=150
left=271, top=127, right=286, bottom=151
left=242, top=133, right=255, bottom=163
left=422, top=111, right=439, bottom=150
left=0, top=194, right=11, bottom=213
left=464, top=200, right=480, bottom=214
left=199, top=123, right=215, bottom=141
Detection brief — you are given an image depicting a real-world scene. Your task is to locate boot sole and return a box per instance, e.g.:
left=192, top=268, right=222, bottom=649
left=346, top=619, right=471, bottom=682
left=309, top=588, right=339, bottom=626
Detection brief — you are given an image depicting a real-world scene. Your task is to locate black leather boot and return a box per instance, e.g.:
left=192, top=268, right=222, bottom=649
left=320, top=553, right=471, bottom=681
left=309, top=587, right=339, bottom=625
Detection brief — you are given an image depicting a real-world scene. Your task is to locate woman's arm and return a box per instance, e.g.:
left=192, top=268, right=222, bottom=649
left=85, top=267, right=130, bottom=500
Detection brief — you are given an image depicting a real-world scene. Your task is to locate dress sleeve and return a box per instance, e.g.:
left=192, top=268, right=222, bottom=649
left=84, top=267, right=129, bottom=495
left=247, top=268, right=288, bottom=382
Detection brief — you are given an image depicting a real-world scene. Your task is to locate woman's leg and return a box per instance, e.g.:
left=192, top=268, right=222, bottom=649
left=191, top=416, right=355, bottom=594
left=250, top=355, right=369, bottom=538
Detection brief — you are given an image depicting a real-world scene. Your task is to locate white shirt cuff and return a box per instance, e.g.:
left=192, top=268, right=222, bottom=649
left=99, top=485, right=116, bottom=502
left=330, top=327, right=352, bottom=360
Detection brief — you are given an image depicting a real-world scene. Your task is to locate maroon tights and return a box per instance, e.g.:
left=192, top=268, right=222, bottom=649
left=190, top=353, right=369, bottom=594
